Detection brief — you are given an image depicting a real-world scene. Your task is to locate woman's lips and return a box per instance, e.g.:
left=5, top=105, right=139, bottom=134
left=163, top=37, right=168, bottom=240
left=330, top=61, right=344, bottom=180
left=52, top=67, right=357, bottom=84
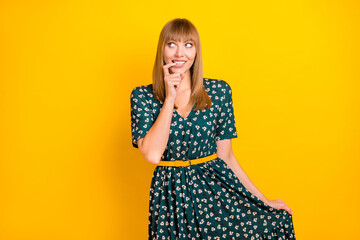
left=171, top=60, right=187, bottom=68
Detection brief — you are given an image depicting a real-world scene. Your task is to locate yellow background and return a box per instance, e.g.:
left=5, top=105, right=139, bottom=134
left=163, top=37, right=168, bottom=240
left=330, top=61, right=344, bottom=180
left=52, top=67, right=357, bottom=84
left=1, top=0, right=359, bottom=239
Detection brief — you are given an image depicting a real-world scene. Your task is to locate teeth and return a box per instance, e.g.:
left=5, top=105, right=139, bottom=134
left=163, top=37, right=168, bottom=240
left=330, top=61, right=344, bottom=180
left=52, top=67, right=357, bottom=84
left=174, top=61, right=186, bottom=65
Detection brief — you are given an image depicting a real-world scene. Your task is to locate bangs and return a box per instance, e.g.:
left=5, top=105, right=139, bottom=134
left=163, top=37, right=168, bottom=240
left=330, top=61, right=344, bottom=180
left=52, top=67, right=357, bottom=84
left=163, top=19, right=197, bottom=44
left=166, top=31, right=195, bottom=42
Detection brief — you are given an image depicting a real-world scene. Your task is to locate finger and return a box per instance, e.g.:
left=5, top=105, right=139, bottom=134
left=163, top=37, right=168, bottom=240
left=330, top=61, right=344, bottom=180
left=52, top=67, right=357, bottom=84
left=165, top=73, right=180, bottom=80
left=283, top=206, right=292, bottom=215
left=166, top=75, right=181, bottom=82
left=169, top=73, right=181, bottom=77
left=167, top=75, right=181, bottom=80
left=288, top=207, right=293, bottom=215
left=281, top=202, right=292, bottom=213
left=163, top=62, right=177, bottom=76
left=165, top=77, right=181, bottom=84
left=170, top=81, right=181, bottom=87
left=166, top=78, right=181, bottom=85
left=287, top=209, right=293, bottom=215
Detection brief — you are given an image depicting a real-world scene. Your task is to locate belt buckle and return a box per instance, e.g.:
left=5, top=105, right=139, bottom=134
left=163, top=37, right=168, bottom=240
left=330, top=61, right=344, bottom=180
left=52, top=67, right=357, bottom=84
left=188, top=159, right=191, bottom=166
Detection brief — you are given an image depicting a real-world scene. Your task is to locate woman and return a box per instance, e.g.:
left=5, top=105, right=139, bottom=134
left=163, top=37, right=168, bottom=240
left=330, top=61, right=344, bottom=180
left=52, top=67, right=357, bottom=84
left=130, top=18, right=296, bottom=240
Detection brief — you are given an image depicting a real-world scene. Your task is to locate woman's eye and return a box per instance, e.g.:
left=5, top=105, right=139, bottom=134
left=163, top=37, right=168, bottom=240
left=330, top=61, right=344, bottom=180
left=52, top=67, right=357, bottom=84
left=167, top=42, right=192, bottom=47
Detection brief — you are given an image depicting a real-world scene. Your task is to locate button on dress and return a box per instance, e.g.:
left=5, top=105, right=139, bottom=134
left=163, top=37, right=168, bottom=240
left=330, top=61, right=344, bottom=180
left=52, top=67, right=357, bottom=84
left=130, top=78, right=296, bottom=240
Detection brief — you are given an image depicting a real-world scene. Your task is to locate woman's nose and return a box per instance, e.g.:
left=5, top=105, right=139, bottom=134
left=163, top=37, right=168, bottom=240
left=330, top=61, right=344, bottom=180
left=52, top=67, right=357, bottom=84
left=175, top=46, right=184, bottom=57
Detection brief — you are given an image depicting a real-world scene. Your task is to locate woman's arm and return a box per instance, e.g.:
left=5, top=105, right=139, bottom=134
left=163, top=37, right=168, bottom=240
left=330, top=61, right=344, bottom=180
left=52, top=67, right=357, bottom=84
left=136, top=62, right=184, bottom=165
left=216, top=139, right=270, bottom=204
left=137, top=98, right=175, bottom=165
left=217, top=139, right=294, bottom=215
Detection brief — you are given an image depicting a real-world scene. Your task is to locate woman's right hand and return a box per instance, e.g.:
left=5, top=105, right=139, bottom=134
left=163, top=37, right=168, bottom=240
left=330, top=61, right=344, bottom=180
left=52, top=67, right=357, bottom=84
left=163, top=62, right=185, bottom=101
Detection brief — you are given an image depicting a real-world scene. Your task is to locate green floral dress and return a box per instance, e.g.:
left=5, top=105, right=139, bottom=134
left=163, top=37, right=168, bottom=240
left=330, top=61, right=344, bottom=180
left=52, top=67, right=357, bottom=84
left=130, top=78, right=296, bottom=240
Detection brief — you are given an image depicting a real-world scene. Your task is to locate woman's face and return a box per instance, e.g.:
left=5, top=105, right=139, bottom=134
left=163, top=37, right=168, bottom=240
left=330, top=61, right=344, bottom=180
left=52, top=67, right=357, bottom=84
left=163, top=39, right=196, bottom=75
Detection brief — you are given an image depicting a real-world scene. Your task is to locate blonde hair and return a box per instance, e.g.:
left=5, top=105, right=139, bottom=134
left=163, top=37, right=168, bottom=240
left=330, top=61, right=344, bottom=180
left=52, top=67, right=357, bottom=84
left=152, top=18, right=212, bottom=111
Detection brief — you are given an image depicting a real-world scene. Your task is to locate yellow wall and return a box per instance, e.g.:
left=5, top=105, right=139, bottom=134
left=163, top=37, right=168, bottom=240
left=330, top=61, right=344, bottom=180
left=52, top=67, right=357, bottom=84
left=1, top=0, right=359, bottom=239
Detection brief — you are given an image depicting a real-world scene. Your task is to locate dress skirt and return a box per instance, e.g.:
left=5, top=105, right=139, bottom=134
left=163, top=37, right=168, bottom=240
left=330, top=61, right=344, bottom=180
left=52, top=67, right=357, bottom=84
left=148, top=157, right=296, bottom=240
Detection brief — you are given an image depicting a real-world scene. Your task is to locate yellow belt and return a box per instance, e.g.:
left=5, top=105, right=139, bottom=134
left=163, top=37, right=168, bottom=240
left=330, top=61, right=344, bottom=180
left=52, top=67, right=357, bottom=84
left=157, top=153, right=217, bottom=167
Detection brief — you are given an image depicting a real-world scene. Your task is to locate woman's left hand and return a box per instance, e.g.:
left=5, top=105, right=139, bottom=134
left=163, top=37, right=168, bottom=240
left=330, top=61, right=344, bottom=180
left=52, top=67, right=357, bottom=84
left=265, top=198, right=293, bottom=215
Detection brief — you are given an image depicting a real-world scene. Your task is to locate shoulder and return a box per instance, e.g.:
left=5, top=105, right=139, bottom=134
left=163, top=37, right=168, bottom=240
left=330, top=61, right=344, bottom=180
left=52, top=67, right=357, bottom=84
left=203, top=78, right=232, bottom=97
left=204, top=78, right=231, bottom=89
left=130, top=84, right=153, bottom=101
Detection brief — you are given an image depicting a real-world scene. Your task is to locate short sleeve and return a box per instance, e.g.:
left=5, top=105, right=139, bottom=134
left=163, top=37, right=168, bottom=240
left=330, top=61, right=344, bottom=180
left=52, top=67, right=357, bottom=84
left=130, top=87, right=154, bottom=148
left=215, top=81, right=238, bottom=141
